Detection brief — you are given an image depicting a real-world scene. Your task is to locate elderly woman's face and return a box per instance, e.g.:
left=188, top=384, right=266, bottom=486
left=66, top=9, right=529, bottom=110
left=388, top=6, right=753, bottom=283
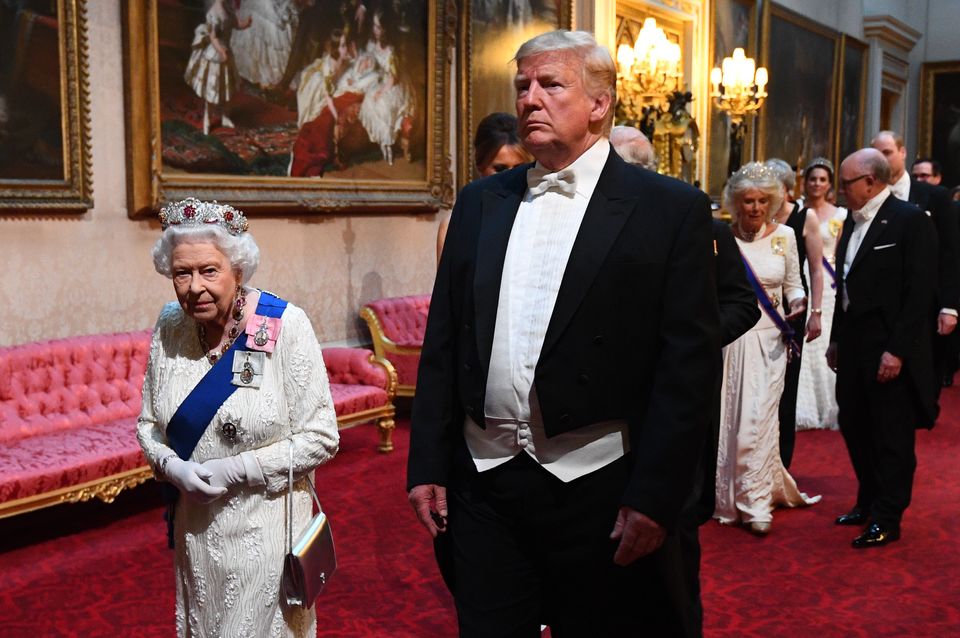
left=171, top=242, right=241, bottom=327
left=737, top=188, right=770, bottom=232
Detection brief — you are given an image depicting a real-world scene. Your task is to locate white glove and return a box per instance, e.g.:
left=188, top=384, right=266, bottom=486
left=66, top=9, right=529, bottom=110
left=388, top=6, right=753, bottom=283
left=165, top=457, right=228, bottom=504
left=201, top=455, right=248, bottom=490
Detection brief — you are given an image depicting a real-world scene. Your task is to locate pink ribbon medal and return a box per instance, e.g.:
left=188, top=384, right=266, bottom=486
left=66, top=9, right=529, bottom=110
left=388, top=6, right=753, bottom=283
left=246, top=314, right=282, bottom=353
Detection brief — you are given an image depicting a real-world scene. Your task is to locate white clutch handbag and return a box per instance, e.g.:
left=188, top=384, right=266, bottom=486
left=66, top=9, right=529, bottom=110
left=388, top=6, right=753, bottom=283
left=281, top=442, right=336, bottom=608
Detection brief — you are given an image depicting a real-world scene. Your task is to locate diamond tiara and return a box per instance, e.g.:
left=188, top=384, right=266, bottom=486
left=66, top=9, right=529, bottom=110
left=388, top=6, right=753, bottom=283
left=158, top=198, right=249, bottom=236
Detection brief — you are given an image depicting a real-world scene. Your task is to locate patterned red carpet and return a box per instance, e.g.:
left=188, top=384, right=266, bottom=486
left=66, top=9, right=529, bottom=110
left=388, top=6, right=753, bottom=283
left=2, top=388, right=959, bottom=637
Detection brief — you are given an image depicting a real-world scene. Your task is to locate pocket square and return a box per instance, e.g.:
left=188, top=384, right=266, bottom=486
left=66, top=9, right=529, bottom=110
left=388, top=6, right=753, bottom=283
left=873, top=243, right=896, bottom=250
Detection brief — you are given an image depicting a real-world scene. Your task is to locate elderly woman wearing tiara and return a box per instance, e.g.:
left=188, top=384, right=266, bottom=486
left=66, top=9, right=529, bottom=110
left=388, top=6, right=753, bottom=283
left=796, top=157, right=847, bottom=430
left=714, top=163, right=821, bottom=536
left=136, top=199, right=339, bottom=637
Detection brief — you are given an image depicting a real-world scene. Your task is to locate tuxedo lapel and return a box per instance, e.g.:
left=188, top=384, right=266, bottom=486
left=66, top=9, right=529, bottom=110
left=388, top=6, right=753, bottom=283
left=541, top=154, right=638, bottom=356
left=473, top=170, right=527, bottom=375
left=848, top=198, right=895, bottom=275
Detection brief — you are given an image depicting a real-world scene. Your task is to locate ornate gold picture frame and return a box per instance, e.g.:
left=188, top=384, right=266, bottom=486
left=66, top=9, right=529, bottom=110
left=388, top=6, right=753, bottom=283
left=0, top=0, right=92, bottom=212
left=919, top=60, right=960, bottom=188
left=834, top=34, right=868, bottom=169
left=123, top=1, right=453, bottom=218
left=456, top=0, right=572, bottom=187
left=758, top=2, right=839, bottom=170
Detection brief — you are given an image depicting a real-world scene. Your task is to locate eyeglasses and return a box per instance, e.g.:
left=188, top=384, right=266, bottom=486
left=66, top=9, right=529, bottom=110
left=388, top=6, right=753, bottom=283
left=840, top=174, right=871, bottom=188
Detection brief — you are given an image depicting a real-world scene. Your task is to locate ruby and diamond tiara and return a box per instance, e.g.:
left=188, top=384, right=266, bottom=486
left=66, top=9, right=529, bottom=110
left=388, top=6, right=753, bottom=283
left=159, top=198, right=249, bottom=236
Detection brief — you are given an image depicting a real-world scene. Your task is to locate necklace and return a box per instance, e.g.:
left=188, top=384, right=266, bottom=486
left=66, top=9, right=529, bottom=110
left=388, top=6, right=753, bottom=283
left=197, top=286, right=247, bottom=364
left=739, top=221, right=766, bottom=242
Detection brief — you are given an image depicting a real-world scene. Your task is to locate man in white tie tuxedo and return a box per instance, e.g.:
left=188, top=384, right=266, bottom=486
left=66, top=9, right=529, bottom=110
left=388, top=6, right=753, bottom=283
left=827, top=148, right=937, bottom=548
left=871, top=131, right=960, bottom=394
left=407, top=30, right=720, bottom=637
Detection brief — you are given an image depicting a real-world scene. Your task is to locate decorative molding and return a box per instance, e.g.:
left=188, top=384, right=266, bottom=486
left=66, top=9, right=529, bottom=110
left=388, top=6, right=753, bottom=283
left=0, top=467, right=153, bottom=519
left=881, top=52, right=909, bottom=85
left=862, top=14, right=921, bottom=55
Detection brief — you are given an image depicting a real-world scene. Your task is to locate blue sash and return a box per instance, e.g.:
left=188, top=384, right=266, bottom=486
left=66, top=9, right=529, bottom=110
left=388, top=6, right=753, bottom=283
left=739, top=253, right=801, bottom=359
left=161, top=291, right=288, bottom=547
left=822, top=256, right=838, bottom=290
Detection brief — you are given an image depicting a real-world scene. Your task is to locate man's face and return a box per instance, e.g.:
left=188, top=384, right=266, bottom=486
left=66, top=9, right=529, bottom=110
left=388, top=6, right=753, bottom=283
left=871, top=135, right=906, bottom=180
left=839, top=161, right=878, bottom=211
left=514, top=51, right=606, bottom=161
left=912, top=161, right=941, bottom=184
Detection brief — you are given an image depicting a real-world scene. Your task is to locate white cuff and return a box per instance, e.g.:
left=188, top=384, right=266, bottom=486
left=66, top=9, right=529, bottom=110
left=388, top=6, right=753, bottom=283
left=786, top=290, right=806, bottom=304
left=940, top=308, right=958, bottom=317
left=240, top=451, right=266, bottom=486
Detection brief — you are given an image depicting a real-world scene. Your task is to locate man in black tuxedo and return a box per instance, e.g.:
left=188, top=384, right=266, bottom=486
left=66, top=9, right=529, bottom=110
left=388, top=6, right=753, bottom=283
left=827, top=148, right=938, bottom=548
left=611, top=125, right=759, bottom=634
left=872, top=132, right=960, bottom=396
left=407, top=31, right=721, bottom=637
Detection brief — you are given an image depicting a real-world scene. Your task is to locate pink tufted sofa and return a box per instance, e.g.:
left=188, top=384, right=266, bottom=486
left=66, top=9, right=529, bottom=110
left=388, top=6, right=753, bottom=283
left=360, top=294, right=430, bottom=397
left=0, top=332, right=397, bottom=519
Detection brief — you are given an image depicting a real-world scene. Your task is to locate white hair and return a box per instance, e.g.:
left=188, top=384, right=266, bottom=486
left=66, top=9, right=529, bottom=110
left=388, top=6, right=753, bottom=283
left=515, top=30, right=617, bottom=135
left=152, top=225, right=260, bottom=284
left=764, top=158, right=796, bottom=193
left=723, top=162, right=783, bottom=222
left=610, top=125, right=657, bottom=171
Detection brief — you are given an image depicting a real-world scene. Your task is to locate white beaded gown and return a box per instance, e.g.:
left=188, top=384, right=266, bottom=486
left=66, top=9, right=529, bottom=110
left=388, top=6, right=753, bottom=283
left=796, top=207, right=847, bottom=430
left=715, top=224, right=821, bottom=525
left=137, top=300, right=340, bottom=637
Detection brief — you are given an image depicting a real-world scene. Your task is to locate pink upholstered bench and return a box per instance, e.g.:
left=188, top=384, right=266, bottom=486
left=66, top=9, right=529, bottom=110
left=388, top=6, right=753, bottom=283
left=322, top=347, right=397, bottom=453
left=0, top=334, right=397, bottom=519
left=360, top=294, right=430, bottom=397
left=0, top=331, right=154, bottom=519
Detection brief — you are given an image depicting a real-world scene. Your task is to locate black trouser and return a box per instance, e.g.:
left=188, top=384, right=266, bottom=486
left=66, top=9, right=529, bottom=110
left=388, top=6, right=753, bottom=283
left=934, top=331, right=959, bottom=390
left=779, top=315, right=806, bottom=468
left=836, top=345, right=917, bottom=529
left=440, top=452, right=698, bottom=638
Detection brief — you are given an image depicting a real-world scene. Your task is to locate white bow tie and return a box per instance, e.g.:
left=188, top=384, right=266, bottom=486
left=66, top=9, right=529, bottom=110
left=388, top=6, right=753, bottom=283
left=852, top=209, right=869, bottom=224
left=526, top=167, right=577, bottom=197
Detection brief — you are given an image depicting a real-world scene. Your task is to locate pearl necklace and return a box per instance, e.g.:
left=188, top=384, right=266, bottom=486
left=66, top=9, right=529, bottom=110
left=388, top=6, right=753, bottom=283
left=197, top=286, right=247, bottom=364
left=738, top=221, right=766, bottom=243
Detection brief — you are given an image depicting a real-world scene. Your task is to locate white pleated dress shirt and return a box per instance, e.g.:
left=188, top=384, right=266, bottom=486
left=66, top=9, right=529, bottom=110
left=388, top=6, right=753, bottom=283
left=463, top=139, right=630, bottom=482
left=842, top=186, right=890, bottom=310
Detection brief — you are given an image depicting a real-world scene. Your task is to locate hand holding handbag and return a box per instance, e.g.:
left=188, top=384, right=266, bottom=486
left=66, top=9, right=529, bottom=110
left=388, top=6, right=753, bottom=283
left=282, top=441, right=336, bottom=608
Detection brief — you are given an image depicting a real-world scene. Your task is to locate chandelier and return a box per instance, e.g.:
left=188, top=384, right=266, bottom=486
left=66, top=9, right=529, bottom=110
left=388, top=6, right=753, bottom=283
left=709, top=48, right=768, bottom=124
left=616, top=17, right=683, bottom=115
left=710, top=48, right=768, bottom=174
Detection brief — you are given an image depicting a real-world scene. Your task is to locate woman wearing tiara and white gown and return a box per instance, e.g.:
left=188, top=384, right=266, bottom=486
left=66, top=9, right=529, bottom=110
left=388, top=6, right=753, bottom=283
left=796, top=157, right=847, bottom=431
left=358, top=8, right=413, bottom=165
left=714, top=163, right=821, bottom=536
left=137, top=199, right=339, bottom=636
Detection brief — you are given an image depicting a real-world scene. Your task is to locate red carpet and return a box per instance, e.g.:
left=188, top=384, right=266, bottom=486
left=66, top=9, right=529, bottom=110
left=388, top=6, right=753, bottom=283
left=2, top=388, right=960, bottom=637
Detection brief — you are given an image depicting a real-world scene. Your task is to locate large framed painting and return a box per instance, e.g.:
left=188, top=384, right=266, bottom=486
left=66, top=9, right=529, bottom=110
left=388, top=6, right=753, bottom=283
left=834, top=34, right=867, bottom=169
left=123, top=0, right=453, bottom=218
left=758, top=3, right=838, bottom=172
left=0, top=0, right=92, bottom=211
left=706, top=0, right=756, bottom=198
left=457, top=0, right=572, bottom=186
left=919, top=61, right=960, bottom=189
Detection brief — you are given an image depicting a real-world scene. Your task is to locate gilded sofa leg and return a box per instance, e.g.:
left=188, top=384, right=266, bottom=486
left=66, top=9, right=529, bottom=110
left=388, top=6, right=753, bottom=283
left=377, top=416, right=396, bottom=453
